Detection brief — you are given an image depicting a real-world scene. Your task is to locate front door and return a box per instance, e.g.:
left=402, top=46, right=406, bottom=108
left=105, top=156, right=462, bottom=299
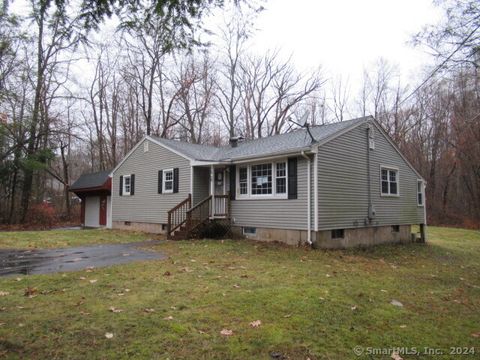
left=213, top=169, right=227, bottom=217
left=214, top=169, right=225, bottom=195
left=99, top=195, right=107, bottom=226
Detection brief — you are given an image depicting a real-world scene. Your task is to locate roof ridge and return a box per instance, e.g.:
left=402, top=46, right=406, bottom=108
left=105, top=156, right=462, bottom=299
left=147, top=116, right=372, bottom=161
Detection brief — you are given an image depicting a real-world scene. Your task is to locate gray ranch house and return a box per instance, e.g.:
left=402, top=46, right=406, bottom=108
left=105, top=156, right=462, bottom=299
left=76, top=116, right=427, bottom=248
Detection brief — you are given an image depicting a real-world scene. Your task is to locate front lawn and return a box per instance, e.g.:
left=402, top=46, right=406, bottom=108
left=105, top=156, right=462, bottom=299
left=0, top=227, right=479, bottom=359
left=0, top=228, right=151, bottom=249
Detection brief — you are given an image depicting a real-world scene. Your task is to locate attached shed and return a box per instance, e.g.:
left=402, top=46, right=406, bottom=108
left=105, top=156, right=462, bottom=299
left=70, top=170, right=112, bottom=228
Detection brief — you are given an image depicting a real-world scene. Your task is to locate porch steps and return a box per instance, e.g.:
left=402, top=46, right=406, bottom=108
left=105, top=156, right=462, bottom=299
left=167, top=194, right=231, bottom=240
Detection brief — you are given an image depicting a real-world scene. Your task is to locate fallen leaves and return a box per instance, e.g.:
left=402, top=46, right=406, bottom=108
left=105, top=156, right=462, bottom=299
left=249, top=320, right=261, bottom=328
left=24, top=287, right=37, bottom=297
left=391, top=351, right=403, bottom=360
left=163, top=271, right=171, bottom=276
left=108, top=306, right=123, bottom=313
left=471, top=332, right=480, bottom=338
left=89, top=279, right=98, bottom=284
left=105, top=332, right=114, bottom=339
left=163, top=316, right=174, bottom=320
left=0, top=291, right=9, bottom=296
left=144, top=308, right=155, bottom=313
left=220, top=329, right=233, bottom=336
left=390, top=299, right=403, bottom=307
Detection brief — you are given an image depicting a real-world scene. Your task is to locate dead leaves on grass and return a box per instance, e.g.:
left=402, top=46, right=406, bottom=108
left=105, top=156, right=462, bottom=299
left=0, top=291, right=9, bottom=296
left=390, top=299, right=404, bottom=307
left=249, top=320, right=262, bottom=328
left=391, top=351, right=403, bottom=360
left=24, top=287, right=37, bottom=297
left=220, top=329, right=233, bottom=336
left=108, top=306, right=123, bottom=313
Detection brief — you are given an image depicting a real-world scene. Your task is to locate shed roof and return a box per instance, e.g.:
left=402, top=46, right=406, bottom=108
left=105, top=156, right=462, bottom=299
left=70, top=170, right=111, bottom=191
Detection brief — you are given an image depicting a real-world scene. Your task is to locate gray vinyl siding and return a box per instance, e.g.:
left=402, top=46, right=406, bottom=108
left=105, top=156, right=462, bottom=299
left=317, top=121, right=425, bottom=230
left=112, top=139, right=191, bottom=224
left=192, top=167, right=210, bottom=205
left=231, top=156, right=314, bottom=230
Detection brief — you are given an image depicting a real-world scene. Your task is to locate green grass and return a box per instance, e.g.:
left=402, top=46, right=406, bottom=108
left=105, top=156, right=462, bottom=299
left=0, top=227, right=479, bottom=359
left=0, top=228, right=151, bottom=249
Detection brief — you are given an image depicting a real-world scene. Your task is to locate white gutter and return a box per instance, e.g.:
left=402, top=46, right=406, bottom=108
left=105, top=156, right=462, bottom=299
left=301, top=151, right=312, bottom=245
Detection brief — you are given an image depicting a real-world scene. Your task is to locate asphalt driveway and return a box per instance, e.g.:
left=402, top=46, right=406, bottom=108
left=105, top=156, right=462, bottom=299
left=0, top=240, right=166, bottom=276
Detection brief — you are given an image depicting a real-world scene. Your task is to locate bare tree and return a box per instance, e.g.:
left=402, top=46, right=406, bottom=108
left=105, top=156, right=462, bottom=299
left=329, top=75, right=350, bottom=122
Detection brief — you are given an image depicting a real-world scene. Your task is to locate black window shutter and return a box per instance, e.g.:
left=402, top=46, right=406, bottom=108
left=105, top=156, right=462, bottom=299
left=288, top=157, right=298, bottom=199
left=229, top=165, right=236, bottom=200
left=173, top=168, right=179, bottom=193
left=119, top=176, right=123, bottom=196
left=130, top=174, right=135, bottom=195
left=158, top=170, right=163, bottom=194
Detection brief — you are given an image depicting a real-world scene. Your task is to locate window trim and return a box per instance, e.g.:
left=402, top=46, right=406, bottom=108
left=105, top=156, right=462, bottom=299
left=331, top=229, right=345, bottom=239
left=236, top=160, right=288, bottom=200
left=163, top=168, right=174, bottom=194
left=380, top=165, right=400, bottom=197
left=243, top=227, right=257, bottom=236
left=417, top=179, right=425, bottom=207
left=123, top=175, right=131, bottom=196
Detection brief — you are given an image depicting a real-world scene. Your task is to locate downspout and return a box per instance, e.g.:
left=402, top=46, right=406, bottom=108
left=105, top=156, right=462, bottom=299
left=301, top=151, right=312, bottom=245
left=366, top=124, right=375, bottom=224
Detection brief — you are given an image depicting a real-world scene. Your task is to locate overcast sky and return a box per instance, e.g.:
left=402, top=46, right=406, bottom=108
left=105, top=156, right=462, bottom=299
left=237, top=0, right=442, bottom=88
left=11, top=0, right=443, bottom=97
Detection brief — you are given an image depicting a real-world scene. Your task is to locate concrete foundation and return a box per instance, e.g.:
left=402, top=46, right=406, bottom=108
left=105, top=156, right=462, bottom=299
left=233, top=224, right=413, bottom=248
left=112, top=221, right=165, bottom=234
left=314, top=225, right=411, bottom=249
left=113, top=220, right=415, bottom=249
left=232, top=226, right=309, bottom=246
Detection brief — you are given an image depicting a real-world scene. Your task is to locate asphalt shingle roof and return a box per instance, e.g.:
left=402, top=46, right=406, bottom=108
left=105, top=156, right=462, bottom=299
left=152, top=116, right=370, bottom=161
left=70, top=170, right=111, bottom=190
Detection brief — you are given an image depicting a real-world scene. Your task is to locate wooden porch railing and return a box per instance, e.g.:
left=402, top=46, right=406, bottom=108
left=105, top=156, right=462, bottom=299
left=212, top=194, right=230, bottom=217
left=186, top=195, right=212, bottom=233
left=167, top=194, right=191, bottom=239
left=167, top=193, right=230, bottom=240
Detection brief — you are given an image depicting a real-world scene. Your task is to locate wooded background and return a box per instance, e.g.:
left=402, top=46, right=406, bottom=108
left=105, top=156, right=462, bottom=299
left=0, top=0, right=479, bottom=228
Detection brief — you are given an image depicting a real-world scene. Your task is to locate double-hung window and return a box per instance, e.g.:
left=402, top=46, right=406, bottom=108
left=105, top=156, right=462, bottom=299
left=417, top=180, right=425, bottom=206
left=251, top=163, right=272, bottom=195
left=123, top=175, right=131, bottom=196
left=237, top=161, right=288, bottom=199
left=239, top=167, right=248, bottom=195
left=276, top=162, right=287, bottom=194
left=381, top=167, right=399, bottom=196
left=163, top=169, right=174, bottom=193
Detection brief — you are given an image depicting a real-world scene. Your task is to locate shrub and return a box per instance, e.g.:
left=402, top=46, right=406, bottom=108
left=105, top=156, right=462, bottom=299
left=27, top=202, right=56, bottom=228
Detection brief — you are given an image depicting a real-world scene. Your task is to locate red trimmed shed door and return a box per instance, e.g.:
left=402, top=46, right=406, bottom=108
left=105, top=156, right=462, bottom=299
left=99, top=196, right=107, bottom=226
